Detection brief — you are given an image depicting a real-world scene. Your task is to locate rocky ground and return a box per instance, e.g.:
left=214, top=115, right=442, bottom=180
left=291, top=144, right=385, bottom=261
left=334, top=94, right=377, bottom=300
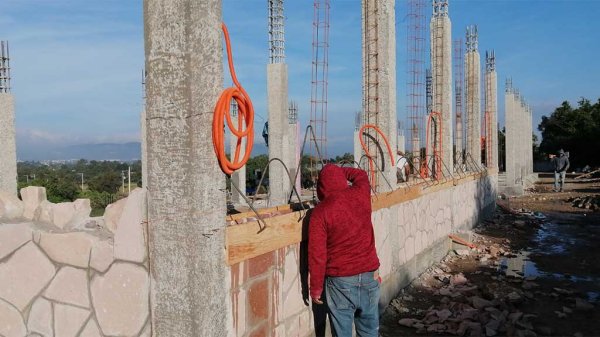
left=380, top=178, right=600, bottom=337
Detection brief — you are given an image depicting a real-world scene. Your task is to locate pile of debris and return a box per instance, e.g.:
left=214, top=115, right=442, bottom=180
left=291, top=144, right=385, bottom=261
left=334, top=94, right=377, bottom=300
left=389, top=229, right=596, bottom=336
left=566, top=195, right=600, bottom=211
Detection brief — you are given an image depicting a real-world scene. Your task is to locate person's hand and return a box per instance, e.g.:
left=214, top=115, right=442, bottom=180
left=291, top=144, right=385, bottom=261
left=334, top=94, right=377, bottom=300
left=312, top=297, right=324, bottom=305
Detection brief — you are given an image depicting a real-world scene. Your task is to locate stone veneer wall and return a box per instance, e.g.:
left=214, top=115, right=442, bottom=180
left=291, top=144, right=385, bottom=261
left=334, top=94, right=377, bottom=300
left=0, top=187, right=149, bottom=337
left=229, top=172, right=497, bottom=337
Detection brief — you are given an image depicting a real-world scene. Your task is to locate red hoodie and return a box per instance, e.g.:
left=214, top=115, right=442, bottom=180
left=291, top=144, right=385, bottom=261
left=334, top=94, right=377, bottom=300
left=308, top=164, right=380, bottom=300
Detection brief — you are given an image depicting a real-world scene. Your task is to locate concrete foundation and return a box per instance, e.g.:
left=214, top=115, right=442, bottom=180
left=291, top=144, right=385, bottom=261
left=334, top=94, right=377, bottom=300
left=144, top=1, right=229, bottom=335
left=267, top=63, right=291, bottom=205
left=430, top=11, right=454, bottom=174
left=0, top=93, right=17, bottom=195
left=362, top=0, right=397, bottom=191
left=465, top=47, right=481, bottom=167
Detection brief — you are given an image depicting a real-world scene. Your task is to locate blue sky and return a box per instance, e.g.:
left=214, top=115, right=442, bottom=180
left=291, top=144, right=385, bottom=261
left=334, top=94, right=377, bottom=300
left=2, top=0, right=599, bottom=159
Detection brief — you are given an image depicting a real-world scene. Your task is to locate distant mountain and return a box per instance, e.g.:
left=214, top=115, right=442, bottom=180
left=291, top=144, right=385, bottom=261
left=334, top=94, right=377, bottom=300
left=18, top=142, right=141, bottom=161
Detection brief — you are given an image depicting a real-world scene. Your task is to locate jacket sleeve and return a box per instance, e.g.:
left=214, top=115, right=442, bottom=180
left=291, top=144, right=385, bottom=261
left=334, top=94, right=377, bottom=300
left=342, top=167, right=370, bottom=194
left=308, top=212, right=327, bottom=300
left=565, top=158, right=570, bottom=172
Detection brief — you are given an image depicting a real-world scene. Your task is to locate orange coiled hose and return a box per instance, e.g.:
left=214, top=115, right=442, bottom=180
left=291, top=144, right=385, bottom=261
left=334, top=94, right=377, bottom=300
left=212, top=23, right=254, bottom=175
left=359, top=124, right=395, bottom=187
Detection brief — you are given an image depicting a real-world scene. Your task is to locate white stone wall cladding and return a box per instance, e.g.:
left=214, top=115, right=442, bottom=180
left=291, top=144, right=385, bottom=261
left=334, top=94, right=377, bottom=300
left=0, top=191, right=25, bottom=221
left=0, top=189, right=150, bottom=337
left=113, top=188, right=147, bottom=263
left=20, top=187, right=46, bottom=221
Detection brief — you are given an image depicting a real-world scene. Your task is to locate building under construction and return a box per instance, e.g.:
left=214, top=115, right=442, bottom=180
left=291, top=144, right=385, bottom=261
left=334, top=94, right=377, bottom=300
left=0, top=1, right=541, bottom=336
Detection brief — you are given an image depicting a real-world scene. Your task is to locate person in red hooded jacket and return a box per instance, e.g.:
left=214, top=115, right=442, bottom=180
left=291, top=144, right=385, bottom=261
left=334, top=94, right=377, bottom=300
left=309, top=164, right=380, bottom=337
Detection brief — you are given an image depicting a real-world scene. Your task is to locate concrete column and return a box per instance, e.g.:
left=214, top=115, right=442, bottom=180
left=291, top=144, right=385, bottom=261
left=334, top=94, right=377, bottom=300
left=144, top=1, right=229, bottom=335
left=398, top=133, right=406, bottom=154
left=362, top=0, right=397, bottom=192
left=287, top=120, right=299, bottom=199
left=465, top=50, right=481, bottom=167
left=505, top=89, right=522, bottom=188
left=487, top=70, right=498, bottom=169
left=229, top=132, right=246, bottom=204
left=527, top=105, right=533, bottom=174
left=267, top=63, right=291, bottom=205
left=141, top=108, right=147, bottom=188
left=430, top=12, right=454, bottom=174
left=354, top=129, right=363, bottom=167
left=0, top=93, right=17, bottom=195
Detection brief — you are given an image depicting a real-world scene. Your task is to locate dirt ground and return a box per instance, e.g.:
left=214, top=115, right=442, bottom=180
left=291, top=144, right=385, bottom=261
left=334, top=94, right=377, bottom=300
left=380, top=177, right=600, bottom=337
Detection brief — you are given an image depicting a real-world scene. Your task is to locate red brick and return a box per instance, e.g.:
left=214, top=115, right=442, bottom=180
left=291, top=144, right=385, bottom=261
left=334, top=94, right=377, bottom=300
left=247, top=278, right=270, bottom=326
left=248, top=324, right=268, bottom=337
left=247, top=251, right=275, bottom=278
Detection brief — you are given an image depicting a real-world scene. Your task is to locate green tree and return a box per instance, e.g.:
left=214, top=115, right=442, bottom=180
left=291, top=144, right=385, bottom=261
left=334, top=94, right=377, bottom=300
left=538, top=98, right=600, bottom=168
left=88, top=171, right=122, bottom=193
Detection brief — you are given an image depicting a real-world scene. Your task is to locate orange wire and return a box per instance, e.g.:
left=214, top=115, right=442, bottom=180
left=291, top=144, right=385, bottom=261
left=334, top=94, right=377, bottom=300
left=212, top=23, right=254, bottom=175
left=358, top=124, right=395, bottom=188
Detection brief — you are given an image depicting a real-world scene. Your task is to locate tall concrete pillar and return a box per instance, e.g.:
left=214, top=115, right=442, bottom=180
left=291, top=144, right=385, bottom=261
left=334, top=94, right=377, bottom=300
left=485, top=51, right=498, bottom=169
left=430, top=0, right=454, bottom=175
left=144, top=1, right=229, bottom=335
left=362, top=0, right=397, bottom=192
left=141, top=108, right=147, bottom=188
left=527, top=105, right=533, bottom=174
left=267, top=63, right=291, bottom=205
left=505, top=81, right=521, bottom=190
left=229, top=103, right=246, bottom=204
left=287, top=102, right=299, bottom=199
left=465, top=25, right=481, bottom=167
left=0, top=93, right=17, bottom=195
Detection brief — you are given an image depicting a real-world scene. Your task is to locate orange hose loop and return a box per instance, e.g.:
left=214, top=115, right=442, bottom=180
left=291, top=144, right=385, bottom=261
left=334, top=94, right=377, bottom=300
left=359, top=124, right=395, bottom=186
left=212, top=23, right=254, bottom=175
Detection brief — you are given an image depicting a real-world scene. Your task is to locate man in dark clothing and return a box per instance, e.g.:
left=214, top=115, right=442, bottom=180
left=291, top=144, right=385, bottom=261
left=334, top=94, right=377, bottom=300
left=309, top=164, right=380, bottom=337
left=552, top=149, right=570, bottom=192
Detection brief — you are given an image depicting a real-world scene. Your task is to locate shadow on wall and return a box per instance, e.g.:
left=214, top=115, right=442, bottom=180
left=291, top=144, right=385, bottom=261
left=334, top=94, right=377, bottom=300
left=300, top=208, right=332, bottom=337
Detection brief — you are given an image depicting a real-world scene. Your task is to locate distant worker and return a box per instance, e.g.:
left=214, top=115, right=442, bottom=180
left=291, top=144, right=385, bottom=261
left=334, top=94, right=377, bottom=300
left=309, top=164, right=380, bottom=337
left=550, top=149, right=570, bottom=192
left=396, top=150, right=409, bottom=183
left=262, top=121, right=269, bottom=147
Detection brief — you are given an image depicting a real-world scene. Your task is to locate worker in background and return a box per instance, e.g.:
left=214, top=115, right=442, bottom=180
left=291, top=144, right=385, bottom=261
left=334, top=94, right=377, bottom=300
left=396, top=150, right=408, bottom=183
left=262, top=121, right=269, bottom=147
left=309, top=164, right=380, bottom=337
left=550, top=149, right=570, bottom=192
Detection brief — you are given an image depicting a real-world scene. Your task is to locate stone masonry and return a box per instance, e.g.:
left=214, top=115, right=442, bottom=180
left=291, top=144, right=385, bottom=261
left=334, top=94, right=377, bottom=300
left=0, top=93, right=17, bottom=195
left=0, top=187, right=149, bottom=337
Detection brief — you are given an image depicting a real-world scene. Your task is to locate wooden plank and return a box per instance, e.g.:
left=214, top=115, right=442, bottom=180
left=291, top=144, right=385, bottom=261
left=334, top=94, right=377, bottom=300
left=226, top=210, right=307, bottom=265
left=575, top=168, right=600, bottom=180
left=225, top=170, right=494, bottom=265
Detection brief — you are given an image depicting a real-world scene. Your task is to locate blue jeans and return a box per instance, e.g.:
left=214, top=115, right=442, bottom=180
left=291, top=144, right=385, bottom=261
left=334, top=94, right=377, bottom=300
left=554, top=171, right=566, bottom=191
left=325, top=271, right=380, bottom=337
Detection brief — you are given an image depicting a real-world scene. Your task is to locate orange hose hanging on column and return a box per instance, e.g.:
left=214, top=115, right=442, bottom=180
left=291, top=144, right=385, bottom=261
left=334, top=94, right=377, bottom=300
left=212, top=23, right=254, bottom=175
left=424, top=112, right=442, bottom=179
left=359, top=124, right=395, bottom=188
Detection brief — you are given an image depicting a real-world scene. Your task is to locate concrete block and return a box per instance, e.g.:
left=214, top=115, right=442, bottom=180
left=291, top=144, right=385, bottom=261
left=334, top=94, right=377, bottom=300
left=20, top=186, right=47, bottom=220
left=114, top=188, right=147, bottom=263
left=53, top=303, right=90, bottom=337
left=0, top=298, right=26, bottom=337
left=91, top=262, right=149, bottom=336
left=0, top=191, right=24, bottom=221
left=103, top=197, right=126, bottom=233
left=0, top=223, right=32, bottom=260
left=39, top=232, right=93, bottom=268
left=27, top=297, right=53, bottom=337
left=90, top=239, right=114, bottom=273
left=44, top=266, right=90, bottom=308
left=0, top=242, right=56, bottom=311
left=51, top=202, right=76, bottom=229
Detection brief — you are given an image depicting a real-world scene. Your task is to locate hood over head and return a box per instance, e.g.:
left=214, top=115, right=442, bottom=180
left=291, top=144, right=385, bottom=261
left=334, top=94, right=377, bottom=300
left=317, top=164, right=349, bottom=201
left=559, top=149, right=565, bottom=156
